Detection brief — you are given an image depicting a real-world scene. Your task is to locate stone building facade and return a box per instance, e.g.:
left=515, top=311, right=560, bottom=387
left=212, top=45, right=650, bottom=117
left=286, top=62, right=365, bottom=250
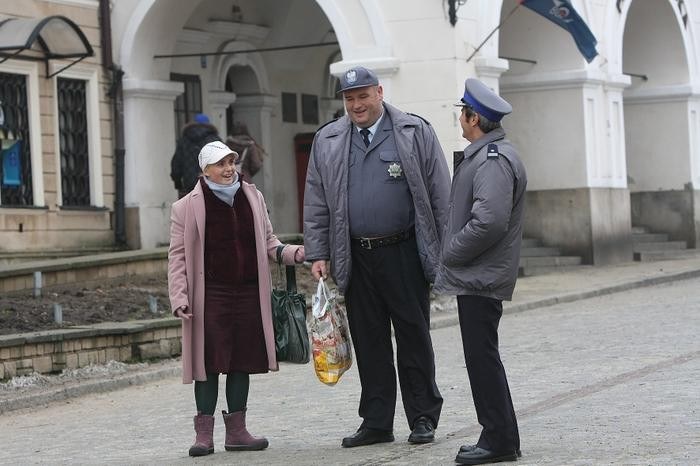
left=1, top=0, right=699, bottom=265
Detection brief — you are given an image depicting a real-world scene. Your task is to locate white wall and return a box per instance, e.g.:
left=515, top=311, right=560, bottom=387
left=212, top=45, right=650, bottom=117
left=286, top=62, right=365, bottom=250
left=625, top=99, right=691, bottom=191
left=108, top=0, right=700, bottom=250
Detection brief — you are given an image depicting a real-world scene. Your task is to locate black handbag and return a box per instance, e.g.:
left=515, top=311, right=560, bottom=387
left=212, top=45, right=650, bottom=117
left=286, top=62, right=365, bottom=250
left=271, top=245, right=310, bottom=364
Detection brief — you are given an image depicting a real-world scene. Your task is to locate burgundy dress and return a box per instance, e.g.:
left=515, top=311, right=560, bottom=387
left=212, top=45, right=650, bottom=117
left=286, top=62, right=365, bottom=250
left=201, top=179, right=269, bottom=374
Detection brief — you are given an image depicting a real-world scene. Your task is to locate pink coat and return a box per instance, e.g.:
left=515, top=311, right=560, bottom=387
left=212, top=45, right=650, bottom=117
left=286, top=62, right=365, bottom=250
left=168, top=180, right=302, bottom=383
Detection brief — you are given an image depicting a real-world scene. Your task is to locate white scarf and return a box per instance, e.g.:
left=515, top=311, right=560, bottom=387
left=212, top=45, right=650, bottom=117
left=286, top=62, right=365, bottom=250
left=203, top=174, right=240, bottom=206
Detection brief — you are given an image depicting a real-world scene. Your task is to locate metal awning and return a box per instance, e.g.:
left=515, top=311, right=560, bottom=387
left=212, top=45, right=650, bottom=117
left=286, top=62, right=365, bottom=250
left=0, top=15, right=94, bottom=78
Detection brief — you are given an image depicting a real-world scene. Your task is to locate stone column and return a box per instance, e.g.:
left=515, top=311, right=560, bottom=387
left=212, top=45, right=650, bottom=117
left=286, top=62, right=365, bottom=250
left=122, top=78, right=183, bottom=249
left=230, top=94, right=277, bottom=211
left=501, top=71, right=633, bottom=264
left=207, top=90, right=236, bottom=135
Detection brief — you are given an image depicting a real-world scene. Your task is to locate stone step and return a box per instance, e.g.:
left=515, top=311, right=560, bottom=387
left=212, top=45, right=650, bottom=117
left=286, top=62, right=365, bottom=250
left=631, top=226, right=648, bottom=234
left=632, top=241, right=687, bottom=252
left=634, top=249, right=700, bottom=262
left=519, top=255, right=582, bottom=267
left=632, top=233, right=669, bottom=243
left=520, top=247, right=562, bottom=257
left=519, top=264, right=592, bottom=277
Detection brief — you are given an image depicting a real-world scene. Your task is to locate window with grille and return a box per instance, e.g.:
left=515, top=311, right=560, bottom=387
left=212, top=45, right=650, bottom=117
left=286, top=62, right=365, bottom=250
left=0, top=71, right=33, bottom=206
left=57, top=77, right=90, bottom=206
left=171, top=73, right=202, bottom=137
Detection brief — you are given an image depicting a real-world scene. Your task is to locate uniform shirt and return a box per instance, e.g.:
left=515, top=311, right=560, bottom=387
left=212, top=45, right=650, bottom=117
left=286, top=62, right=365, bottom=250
left=355, top=111, right=384, bottom=144
left=348, top=110, right=415, bottom=237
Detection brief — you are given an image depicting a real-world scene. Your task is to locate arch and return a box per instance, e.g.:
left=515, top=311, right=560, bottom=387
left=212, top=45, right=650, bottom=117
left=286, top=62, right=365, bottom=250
left=118, top=0, right=203, bottom=80
left=210, top=41, right=270, bottom=93
left=225, top=65, right=259, bottom=95
left=606, top=0, right=697, bottom=82
left=621, top=0, right=698, bottom=246
left=315, top=0, right=392, bottom=62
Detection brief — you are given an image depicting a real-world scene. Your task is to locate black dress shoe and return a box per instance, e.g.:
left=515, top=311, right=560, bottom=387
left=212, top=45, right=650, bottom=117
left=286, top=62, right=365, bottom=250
left=408, top=416, right=435, bottom=444
left=460, top=444, right=522, bottom=457
left=341, top=427, right=394, bottom=448
left=455, top=446, right=518, bottom=465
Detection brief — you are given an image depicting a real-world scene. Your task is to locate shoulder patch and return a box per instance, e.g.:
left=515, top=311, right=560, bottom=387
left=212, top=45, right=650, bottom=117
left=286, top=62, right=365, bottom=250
left=487, top=144, right=500, bottom=159
left=406, top=112, right=432, bottom=126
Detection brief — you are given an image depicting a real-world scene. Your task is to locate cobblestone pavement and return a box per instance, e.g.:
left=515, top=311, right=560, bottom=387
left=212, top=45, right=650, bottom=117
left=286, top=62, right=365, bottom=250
left=0, top=253, right=700, bottom=465
left=1, top=267, right=699, bottom=465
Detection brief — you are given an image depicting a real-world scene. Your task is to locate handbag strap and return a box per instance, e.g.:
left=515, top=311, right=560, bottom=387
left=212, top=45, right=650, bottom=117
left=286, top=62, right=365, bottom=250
left=275, top=244, right=297, bottom=293
left=286, top=263, right=297, bottom=293
left=276, top=244, right=285, bottom=264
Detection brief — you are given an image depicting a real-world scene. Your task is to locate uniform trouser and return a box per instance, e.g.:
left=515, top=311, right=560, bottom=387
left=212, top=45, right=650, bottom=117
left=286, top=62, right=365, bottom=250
left=345, top=237, right=443, bottom=431
left=457, top=294, right=520, bottom=452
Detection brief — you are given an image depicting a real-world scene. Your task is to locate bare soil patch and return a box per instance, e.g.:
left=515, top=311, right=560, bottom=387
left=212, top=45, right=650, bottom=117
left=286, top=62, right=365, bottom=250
left=0, top=265, right=317, bottom=336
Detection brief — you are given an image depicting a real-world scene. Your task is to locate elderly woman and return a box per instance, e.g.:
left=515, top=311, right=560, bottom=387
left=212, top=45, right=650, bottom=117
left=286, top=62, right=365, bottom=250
left=168, top=141, right=304, bottom=457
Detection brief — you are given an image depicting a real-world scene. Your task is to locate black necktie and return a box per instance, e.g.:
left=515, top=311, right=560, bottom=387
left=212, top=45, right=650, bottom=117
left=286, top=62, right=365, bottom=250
left=360, top=128, right=371, bottom=147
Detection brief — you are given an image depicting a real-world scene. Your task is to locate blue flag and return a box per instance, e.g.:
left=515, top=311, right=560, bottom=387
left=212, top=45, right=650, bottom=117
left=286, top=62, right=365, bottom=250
left=2, top=140, right=22, bottom=187
left=520, top=0, right=598, bottom=62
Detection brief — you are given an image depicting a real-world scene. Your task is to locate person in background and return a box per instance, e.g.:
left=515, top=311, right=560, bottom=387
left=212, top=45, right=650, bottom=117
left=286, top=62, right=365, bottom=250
left=303, top=66, right=450, bottom=448
left=168, top=141, right=304, bottom=457
left=434, top=78, right=527, bottom=465
left=225, top=122, right=265, bottom=183
left=170, top=113, right=220, bottom=198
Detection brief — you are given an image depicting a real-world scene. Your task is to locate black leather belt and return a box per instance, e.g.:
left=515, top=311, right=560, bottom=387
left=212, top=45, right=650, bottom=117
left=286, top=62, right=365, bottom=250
left=351, top=229, right=414, bottom=250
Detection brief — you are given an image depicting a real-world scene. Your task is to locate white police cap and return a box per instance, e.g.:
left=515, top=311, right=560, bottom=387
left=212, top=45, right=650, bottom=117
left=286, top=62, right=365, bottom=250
left=455, top=78, right=512, bottom=122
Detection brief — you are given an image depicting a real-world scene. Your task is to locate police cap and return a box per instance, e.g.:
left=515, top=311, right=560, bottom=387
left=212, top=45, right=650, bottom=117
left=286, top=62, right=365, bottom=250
left=455, top=78, right=512, bottom=122
left=337, top=66, right=379, bottom=93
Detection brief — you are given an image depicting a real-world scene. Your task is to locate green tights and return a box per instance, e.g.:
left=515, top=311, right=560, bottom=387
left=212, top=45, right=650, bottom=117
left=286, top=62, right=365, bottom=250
left=194, top=372, right=250, bottom=415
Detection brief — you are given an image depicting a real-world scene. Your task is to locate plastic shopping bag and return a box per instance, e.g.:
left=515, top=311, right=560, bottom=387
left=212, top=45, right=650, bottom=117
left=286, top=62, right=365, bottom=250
left=310, top=277, right=353, bottom=386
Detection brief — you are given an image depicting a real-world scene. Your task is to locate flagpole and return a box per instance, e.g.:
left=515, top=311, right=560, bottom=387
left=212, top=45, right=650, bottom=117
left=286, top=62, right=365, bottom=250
left=466, top=2, right=522, bottom=63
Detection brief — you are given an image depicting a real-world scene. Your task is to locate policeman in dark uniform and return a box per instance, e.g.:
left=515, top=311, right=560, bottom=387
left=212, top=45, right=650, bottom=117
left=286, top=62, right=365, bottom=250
left=434, top=79, right=528, bottom=465
left=304, top=67, right=450, bottom=448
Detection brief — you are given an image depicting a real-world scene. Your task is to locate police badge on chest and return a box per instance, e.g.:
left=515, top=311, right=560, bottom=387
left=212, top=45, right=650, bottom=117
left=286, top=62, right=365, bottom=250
left=387, top=162, right=403, bottom=179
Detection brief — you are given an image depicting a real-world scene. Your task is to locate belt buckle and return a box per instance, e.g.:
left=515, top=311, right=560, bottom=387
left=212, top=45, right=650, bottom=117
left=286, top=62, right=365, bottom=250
left=360, top=238, right=373, bottom=250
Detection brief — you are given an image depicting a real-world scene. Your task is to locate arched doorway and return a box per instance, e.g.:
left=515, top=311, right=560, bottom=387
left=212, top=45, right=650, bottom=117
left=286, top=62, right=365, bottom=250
left=498, top=0, right=631, bottom=264
left=622, top=0, right=698, bottom=247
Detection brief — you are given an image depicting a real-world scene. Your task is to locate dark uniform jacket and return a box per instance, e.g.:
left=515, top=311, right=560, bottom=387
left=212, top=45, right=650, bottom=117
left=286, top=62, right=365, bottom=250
left=434, top=127, right=527, bottom=301
left=303, top=103, right=450, bottom=293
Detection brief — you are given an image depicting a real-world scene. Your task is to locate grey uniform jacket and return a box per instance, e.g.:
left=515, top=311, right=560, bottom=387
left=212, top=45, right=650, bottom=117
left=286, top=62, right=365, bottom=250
left=303, top=102, right=451, bottom=293
left=434, top=127, right=527, bottom=301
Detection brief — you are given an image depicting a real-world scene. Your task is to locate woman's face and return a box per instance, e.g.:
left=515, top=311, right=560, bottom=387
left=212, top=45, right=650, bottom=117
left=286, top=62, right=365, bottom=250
left=203, top=153, right=237, bottom=185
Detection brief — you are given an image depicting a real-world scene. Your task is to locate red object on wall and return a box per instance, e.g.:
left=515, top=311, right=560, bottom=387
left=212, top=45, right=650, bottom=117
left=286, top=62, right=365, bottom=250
left=294, top=133, right=315, bottom=232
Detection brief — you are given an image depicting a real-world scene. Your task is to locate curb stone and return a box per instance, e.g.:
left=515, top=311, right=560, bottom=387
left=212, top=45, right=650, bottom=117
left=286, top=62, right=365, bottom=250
left=430, top=267, right=700, bottom=330
left=0, top=363, right=180, bottom=414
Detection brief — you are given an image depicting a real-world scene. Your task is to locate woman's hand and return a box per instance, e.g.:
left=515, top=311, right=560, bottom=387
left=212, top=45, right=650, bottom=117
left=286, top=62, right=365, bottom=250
left=294, top=246, right=305, bottom=263
left=174, top=305, right=192, bottom=320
